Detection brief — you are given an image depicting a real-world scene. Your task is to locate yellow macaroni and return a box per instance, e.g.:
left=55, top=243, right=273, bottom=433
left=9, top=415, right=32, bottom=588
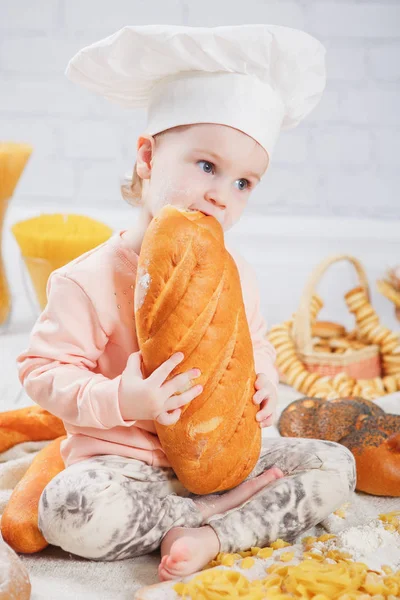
left=174, top=517, right=400, bottom=600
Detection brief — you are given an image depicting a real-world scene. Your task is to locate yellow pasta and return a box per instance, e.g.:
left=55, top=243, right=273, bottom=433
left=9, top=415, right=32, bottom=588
left=174, top=517, right=400, bottom=600
left=317, top=534, right=336, bottom=542
left=173, top=560, right=400, bottom=599
left=334, top=508, right=347, bottom=519
left=220, top=554, right=236, bottom=567
left=256, top=547, right=274, bottom=559
left=270, top=538, right=291, bottom=549
left=279, top=552, right=295, bottom=562
left=240, top=557, right=255, bottom=569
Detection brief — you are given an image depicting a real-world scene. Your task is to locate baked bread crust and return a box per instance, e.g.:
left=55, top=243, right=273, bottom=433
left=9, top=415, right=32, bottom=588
left=1, top=436, right=66, bottom=553
left=0, top=405, right=66, bottom=454
left=135, top=205, right=261, bottom=494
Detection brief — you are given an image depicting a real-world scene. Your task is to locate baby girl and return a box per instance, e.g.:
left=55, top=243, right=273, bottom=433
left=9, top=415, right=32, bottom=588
left=17, top=24, right=356, bottom=582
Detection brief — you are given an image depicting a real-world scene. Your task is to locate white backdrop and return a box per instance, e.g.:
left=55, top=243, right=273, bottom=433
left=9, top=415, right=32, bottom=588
left=4, top=204, right=399, bottom=334
left=0, top=0, right=399, bottom=220
left=0, top=1, right=399, bottom=384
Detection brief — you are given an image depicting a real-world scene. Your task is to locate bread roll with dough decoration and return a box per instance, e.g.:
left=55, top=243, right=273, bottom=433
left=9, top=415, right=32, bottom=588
left=135, top=205, right=261, bottom=494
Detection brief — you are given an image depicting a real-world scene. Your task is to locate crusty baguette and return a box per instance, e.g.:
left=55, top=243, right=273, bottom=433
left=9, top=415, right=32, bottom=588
left=0, top=405, right=66, bottom=454
left=0, top=537, right=31, bottom=599
left=135, top=205, right=261, bottom=494
left=1, top=436, right=66, bottom=553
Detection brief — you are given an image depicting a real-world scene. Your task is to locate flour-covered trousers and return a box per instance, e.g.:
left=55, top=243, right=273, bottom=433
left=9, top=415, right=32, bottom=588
left=38, top=438, right=356, bottom=561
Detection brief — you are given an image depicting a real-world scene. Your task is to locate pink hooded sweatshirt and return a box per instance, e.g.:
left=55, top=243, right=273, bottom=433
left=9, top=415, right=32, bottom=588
left=17, top=230, right=278, bottom=469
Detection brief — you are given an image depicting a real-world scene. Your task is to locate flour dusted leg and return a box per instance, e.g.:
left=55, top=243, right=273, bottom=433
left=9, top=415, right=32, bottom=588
left=38, top=455, right=204, bottom=560
left=38, top=453, right=283, bottom=561
left=205, top=437, right=356, bottom=553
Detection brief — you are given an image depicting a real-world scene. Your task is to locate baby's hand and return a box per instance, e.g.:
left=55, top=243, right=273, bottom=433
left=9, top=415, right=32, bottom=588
left=253, top=373, right=278, bottom=428
left=119, top=351, right=202, bottom=426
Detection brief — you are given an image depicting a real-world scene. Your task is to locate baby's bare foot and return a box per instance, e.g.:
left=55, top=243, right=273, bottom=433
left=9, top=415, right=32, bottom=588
left=158, top=525, right=220, bottom=582
left=194, top=466, right=284, bottom=521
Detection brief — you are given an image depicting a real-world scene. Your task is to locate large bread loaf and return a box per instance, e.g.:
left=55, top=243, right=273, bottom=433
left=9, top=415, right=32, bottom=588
left=0, top=405, right=66, bottom=454
left=135, top=204, right=261, bottom=494
left=1, top=436, right=66, bottom=553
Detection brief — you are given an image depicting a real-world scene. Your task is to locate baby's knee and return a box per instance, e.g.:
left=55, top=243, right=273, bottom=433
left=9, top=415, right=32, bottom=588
left=321, top=441, right=356, bottom=492
left=38, top=466, right=126, bottom=559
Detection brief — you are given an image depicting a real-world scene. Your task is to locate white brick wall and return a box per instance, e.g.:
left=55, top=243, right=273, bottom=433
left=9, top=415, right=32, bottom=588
left=1, top=0, right=399, bottom=220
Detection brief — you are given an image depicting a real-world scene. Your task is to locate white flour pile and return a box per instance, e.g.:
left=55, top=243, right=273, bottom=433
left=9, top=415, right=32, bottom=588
left=321, top=518, right=400, bottom=573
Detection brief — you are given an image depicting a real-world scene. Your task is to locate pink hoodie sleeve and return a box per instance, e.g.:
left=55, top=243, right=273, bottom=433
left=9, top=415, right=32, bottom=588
left=248, top=283, right=279, bottom=388
left=229, top=247, right=279, bottom=389
left=17, top=272, right=136, bottom=429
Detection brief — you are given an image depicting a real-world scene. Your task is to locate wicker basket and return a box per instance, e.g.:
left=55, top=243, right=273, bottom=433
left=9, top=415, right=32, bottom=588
left=377, top=267, right=400, bottom=323
left=291, top=254, right=381, bottom=380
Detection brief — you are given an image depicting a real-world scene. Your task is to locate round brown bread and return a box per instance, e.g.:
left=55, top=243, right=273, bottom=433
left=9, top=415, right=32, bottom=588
left=1, top=436, right=66, bottom=553
left=354, top=414, right=400, bottom=436
left=135, top=205, right=261, bottom=494
left=316, top=400, right=366, bottom=442
left=278, top=395, right=400, bottom=495
left=340, top=430, right=400, bottom=496
left=277, top=397, right=325, bottom=438
left=0, top=538, right=31, bottom=599
left=336, top=397, right=385, bottom=418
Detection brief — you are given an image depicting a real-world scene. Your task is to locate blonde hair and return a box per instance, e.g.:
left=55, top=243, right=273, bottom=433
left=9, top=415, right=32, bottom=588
left=121, top=161, right=143, bottom=207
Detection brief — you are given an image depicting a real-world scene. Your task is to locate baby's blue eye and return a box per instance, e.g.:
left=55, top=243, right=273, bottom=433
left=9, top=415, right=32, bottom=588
left=235, top=179, right=250, bottom=191
left=197, top=160, right=214, bottom=174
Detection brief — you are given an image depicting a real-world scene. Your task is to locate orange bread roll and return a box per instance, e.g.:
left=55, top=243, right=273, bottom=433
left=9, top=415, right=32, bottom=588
left=1, top=436, right=66, bottom=553
left=135, top=205, right=261, bottom=494
left=0, top=405, right=66, bottom=454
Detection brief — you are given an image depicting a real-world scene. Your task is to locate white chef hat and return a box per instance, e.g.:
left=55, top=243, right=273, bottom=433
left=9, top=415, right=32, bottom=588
left=66, top=24, right=326, bottom=157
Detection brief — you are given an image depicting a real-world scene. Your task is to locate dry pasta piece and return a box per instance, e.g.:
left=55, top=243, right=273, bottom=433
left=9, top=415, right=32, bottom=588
left=266, top=564, right=290, bottom=576
left=382, top=565, right=394, bottom=575
left=256, top=547, right=274, bottom=559
left=240, top=557, right=255, bottom=569
left=220, top=554, right=236, bottom=567
left=379, top=510, right=400, bottom=523
left=302, top=536, right=317, bottom=545
left=362, top=571, right=386, bottom=594
left=261, top=573, right=282, bottom=588
left=303, top=552, right=324, bottom=561
left=279, top=551, right=295, bottom=562
left=270, top=538, right=291, bottom=549
left=317, top=534, right=336, bottom=542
